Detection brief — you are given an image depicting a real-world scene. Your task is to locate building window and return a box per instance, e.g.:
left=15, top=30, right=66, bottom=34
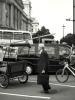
left=14, top=32, right=23, bottom=40
left=6, top=4, right=11, bottom=27
left=13, top=5, right=15, bottom=28
left=3, top=32, right=13, bottom=39
left=13, top=6, right=18, bottom=29
left=17, top=11, right=21, bottom=30
left=14, top=7, right=17, bottom=29
left=9, top=4, right=11, bottom=27
left=0, top=31, right=2, bottom=39
left=19, top=12, right=21, bottom=30
left=0, top=3, right=2, bottom=25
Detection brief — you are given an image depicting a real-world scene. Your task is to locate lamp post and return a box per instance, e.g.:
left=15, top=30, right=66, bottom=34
left=66, top=18, right=74, bottom=21
left=66, top=18, right=75, bottom=34
left=62, top=24, right=65, bottom=38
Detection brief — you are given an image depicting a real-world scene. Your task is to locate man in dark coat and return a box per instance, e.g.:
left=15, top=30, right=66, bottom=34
left=38, top=46, right=51, bottom=93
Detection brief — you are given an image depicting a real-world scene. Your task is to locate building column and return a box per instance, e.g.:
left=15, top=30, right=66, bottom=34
left=2, top=3, right=6, bottom=26
left=0, top=3, right=2, bottom=25
left=10, top=4, right=14, bottom=29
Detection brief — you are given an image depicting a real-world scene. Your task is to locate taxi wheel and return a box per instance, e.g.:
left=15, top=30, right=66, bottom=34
left=0, top=74, right=9, bottom=88
left=25, top=65, right=33, bottom=75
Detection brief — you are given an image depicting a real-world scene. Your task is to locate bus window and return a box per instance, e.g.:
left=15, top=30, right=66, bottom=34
left=0, top=30, right=33, bottom=44
left=3, top=32, right=13, bottom=39
left=0, top=31, right=2, bottom=39
left=14, top=32, right=23, bottom=40
left=23, top=33, right=31, bottom=40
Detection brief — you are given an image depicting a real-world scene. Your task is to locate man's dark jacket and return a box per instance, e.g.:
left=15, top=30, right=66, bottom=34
left=38, top=50, right=48, bottom=74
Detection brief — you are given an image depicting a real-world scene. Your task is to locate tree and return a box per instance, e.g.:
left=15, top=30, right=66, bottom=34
left=32, top=26, right=54, bottom=43
left=60, top=33, right=75, bottom=46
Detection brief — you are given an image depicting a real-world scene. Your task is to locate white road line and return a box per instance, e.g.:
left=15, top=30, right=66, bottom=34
left=0, top=92, right=51, bottom=99
left=50, top=83, right=75, bottom=88
left=29, top=80, right=75, bottom=88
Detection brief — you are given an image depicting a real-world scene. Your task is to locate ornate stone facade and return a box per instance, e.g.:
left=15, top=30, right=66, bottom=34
left=32, top=18, right=39, bottom=33
left=0, top=0, right=32, bottom=31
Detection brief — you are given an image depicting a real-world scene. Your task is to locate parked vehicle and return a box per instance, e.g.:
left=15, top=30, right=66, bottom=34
left=0, top=29, right=33, bottom=44
left=16, top=43, right=71, bottom=74
left=2, top=42, right=71, bottom=75
left=0, top=44, right=29, bottom=88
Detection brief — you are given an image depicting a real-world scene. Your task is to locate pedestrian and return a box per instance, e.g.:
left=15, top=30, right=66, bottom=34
left=0, top=45, right=4, bottom=64
left=37, top=45, right=51, bottom=93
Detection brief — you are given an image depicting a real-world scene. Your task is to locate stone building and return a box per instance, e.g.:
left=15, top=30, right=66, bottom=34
left=23, top=0, right=32, bottom=32
left=31, top=18, right=39, bottom=33
left=23, top=0, right=39, bottom=33
left=0, top=0, right=32, bottom=31
left=23, top=0, right=31, bottom=18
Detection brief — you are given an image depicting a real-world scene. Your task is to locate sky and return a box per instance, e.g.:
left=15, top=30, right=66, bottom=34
left=24, top=0, right=73, bottom=41
left=23, top=0, right=73, bottom=40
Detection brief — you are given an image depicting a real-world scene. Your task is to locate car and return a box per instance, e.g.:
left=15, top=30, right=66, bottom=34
left=16, top=43, right=71, bottom=74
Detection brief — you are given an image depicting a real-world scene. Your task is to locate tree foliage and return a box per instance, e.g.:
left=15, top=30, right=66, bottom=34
left=60, top=33, right=75, bottom=46
left=32, top=26, right=54, bottom=43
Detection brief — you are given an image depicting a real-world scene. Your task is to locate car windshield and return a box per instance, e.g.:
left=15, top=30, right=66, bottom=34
left=18, top=45, right=35, bottom=55
left=3, top=47, right=18, bottom=58
left=18, top=46, right=29, bottom=55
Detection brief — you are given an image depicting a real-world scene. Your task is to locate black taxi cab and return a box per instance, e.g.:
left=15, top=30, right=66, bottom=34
left=14, top=43, right=71, bottom=74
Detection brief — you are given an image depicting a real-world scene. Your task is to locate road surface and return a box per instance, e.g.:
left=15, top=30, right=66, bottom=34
left=0, top=75, right=75, bottom=100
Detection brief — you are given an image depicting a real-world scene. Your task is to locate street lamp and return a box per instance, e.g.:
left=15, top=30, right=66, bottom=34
left=66, top=18, right=75, bottom=21
left=62, top=24, right=66, bottom=38
left=66, top=18, right=74, bottom=34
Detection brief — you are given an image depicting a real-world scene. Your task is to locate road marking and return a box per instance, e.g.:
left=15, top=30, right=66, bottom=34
left=50, top=83, right=75, bottom=88
left=29, top=80, right=75, bottom=88
left=0, top=92, right=51, bottom=99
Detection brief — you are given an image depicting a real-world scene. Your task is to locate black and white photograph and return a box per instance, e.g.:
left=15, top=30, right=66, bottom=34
left=0, top=0, right=75, bottom=100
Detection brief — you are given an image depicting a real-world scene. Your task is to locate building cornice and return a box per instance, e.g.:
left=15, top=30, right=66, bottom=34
left=0, top=0, right=24, bottom=9
left=15, top=0, right=24, bottom=9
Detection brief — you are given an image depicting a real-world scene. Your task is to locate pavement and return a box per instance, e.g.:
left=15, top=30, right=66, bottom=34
left=0, top=75, right=75, bottom=100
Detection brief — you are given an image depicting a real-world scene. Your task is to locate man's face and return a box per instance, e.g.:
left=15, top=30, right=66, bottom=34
left=41, top=47, right=44, bottom=51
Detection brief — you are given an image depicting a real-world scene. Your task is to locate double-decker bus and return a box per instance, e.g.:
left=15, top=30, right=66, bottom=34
left=0, top=30, right=33, bottom=45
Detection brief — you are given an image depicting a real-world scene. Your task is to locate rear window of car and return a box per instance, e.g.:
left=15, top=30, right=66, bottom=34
left=45, top=46, right=55, bottom=55
left=37, top=45, right=56, bottom=58
left=59, top=46, right=70, bottom=56
left=29, top=45, right=35, bottom=54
